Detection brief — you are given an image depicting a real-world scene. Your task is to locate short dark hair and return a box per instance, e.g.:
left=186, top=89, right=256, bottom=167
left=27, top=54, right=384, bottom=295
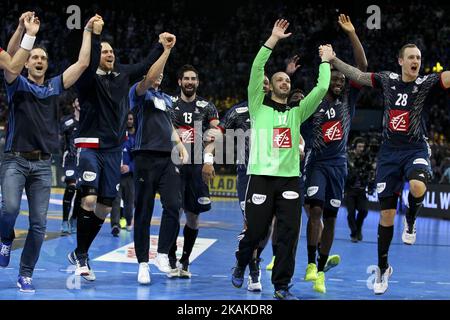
left=30, top=45, right=49, bottom=58
left=398, top=44, right=418, bottom=59
left=177, top=64, right=199, bottom=80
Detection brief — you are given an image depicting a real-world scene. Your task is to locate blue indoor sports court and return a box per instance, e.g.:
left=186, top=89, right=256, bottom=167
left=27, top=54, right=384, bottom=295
left=1, top=188, right=450, bottom=300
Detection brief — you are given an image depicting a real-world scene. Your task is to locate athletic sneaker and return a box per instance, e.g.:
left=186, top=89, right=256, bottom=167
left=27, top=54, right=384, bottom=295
left=373, top=265, right=393, bottom=295
left=304, top=263, right=318, bottom=281
left=178, top=260, right=192, bottom=279
left=61, top=221, right=70, bottom=235
left=138, top=262, right=151, bottom=284
left=266, top=256, right=275, bottom=271
left=111, top=225, right=120, bottom=237
left=231, top=264, right=245, bottom=288
left=17, top=276, right=35, bottom=293
left=247, top=259, right=262, bottom=292
left=155, top=253, right=171, bottom=273
left=0, top=241, right=12, bottom=268
left=167, top=259, right=180, bottom=278
left=402, top=216, right=416, bottom=245
left=324, top=255, right=341, bottom=272
left=273, top=288, right=299, bottom=300
left=68, top=251, right=96, bottom=281
left=119, top=217, right=127, bottom=229
left=313, top=271, right=326, bottom=293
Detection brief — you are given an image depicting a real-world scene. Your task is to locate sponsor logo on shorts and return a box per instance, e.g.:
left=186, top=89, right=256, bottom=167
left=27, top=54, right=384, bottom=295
left=413, top=158, right=428, bottom=166
left=252, top=194, right=267, bottom=205
left=198, top=197, right=211, bottom=205
left=376, top=182, right=386, bottom=194
left=307, top=186, right=319, bottom=197
left=82, top=171, right=97, bottom=182
left=330, top=199, right=341, bottom=208
left=65, top=170, right=75, bottom=177
left=282, top=191, right=299, bottom=200
left=240, top=201, right=245, bottom=211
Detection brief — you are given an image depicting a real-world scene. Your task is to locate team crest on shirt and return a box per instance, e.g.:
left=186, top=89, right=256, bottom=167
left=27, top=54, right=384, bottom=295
left=322, top=121, right=343, bottom=143
left=194, top=108, right=200, bottom=114
left=415, top=75, right=428, bottom=85
left=235, top=107, right=248, bottom=113
left=389, top=110, right=409, bottom=132
left=412, top=86, right=419, bottom=93
left=389, top=73, right=399, bottom=80
left=272, top=128, right=292, bottom=148
left=196, top=100, right=209, bottom=108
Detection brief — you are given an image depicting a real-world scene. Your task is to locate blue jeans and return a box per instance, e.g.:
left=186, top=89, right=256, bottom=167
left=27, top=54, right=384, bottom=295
left=0, top=153, right=52, bottom=277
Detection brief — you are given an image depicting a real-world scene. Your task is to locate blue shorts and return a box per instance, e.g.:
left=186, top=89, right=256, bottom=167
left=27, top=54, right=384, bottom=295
left=236, top=165, right=250, bottom=215
left=304, top=162, right=347, bottom=210
left=180, top=164, right=211, bottom=214
left=62, top=152, right=77, bottom=183
left=376, top=146, right=431, bottom=199
left=76, top=148, right=122, bottom=199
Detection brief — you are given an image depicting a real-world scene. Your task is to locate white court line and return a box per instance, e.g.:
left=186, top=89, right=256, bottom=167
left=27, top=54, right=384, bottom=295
left=389, top=281, right=399, bottom=283
left=212, top=275, right=228, bottom=278
left=34, top=268, right=47, bottom=271
left=437, top=282, right=450, bottom=285
left=356, top=280, right=367, bottom=282
left=410, top=281, right=425, bottom=284
left=121, top=271, right=137, bottom=274
left=328, top=278, right=344, bottom=282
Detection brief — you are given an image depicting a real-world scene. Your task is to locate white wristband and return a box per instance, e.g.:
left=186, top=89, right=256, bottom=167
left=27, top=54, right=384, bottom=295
left=20, top=34, right=36, bottom=51
left=204, top=153, right=214, bottom=164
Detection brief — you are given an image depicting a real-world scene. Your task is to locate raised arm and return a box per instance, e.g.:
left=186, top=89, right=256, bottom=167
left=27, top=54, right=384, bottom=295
left=330, top=55, right=373, bottom=87
left=297, top=45, right=332, bottom=121
left=6, top=12, right=33, bottom=56
left=249, top=19, right=292, bottom=109
left=135, top=32, right=176, bottom=96
left=62, top=15, right=103, bottom=89
left=3, top=14, right=40, bottom=83
left=338, top=14, right=368, bottom=72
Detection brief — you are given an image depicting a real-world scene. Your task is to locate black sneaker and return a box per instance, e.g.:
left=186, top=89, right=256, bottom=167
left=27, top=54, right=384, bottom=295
left=273, top=287, right=299, bottom=300
left=111, top=226, right=120, bottom=237
left=231, top=264, right=245, bottom=288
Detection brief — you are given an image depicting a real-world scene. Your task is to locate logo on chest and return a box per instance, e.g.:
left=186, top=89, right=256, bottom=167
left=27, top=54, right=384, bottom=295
left=179, top=126, right=195, bottom=144
left=273, top=128, right=292, bottom=148
left=389, top=109, right=409, bottom=132
left=322, top=121, right=343, bottom=143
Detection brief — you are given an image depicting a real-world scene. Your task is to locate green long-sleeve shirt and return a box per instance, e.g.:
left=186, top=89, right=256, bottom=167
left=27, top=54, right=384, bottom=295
left=247, top=46, right=331, bottom=177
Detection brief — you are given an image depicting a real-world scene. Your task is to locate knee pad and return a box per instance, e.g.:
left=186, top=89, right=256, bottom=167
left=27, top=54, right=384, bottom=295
left=80, top=186, right=98, bottom=198
left=305, top=198, right=324, bottom=210
left=323, top=207, right=338, bottom=219
left=97, top=196, right=114, bottom=207
left=408, top=169, right=430, bottom=185
left=379, top=195, right=399, bottom=211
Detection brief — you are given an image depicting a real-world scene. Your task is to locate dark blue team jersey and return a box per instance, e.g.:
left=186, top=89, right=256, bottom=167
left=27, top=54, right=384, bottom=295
left=302, top=84, right=359, bottom=165
left=169, top=95, right=218, bottom=164
left=219, top=101, right=251, bottom=168
left=5, top=74, right=64, bottom=153
left=129, top=83, right=174, bottom=153
left=371, top=71, right=444, bottom=149
left=60, top=114, right=79, bottom=158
